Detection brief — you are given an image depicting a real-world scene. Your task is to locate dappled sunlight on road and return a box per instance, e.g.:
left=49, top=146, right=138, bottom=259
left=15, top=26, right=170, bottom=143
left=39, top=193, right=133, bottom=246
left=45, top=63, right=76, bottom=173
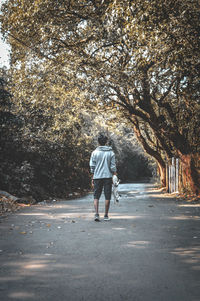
left=178, top=204, right=200, bottom=208
left=126, top=191, right=139, bottom=195
left=125, top=240, right=150, bottom=249
left=17, top=213, right=47, bottom=216
left=23, top=262, right=48, bottom=270
left=110, top=214, right=144, bottom=220
left=15, top=203, right=146, bottom=223
left=171, top=246, right=200, bottom=271
left=1, top=254, right=87, bottom=300
left=0, top=251, right=92, bottom=300
left=16, top=206, right=93, bottom=221
left=112, top=227, right=126, bottom=231
left=2, top=257, right=53, bottom=277
left=146, top=193, right=178, bottom=198
left=9, top=291, right=35, bottom=299
left=167, top=215, right=200, bottom=221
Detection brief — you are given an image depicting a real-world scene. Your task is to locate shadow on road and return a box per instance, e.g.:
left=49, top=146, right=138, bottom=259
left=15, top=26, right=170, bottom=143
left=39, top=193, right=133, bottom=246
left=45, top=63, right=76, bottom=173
left=0, top=183, right=200, bottom=301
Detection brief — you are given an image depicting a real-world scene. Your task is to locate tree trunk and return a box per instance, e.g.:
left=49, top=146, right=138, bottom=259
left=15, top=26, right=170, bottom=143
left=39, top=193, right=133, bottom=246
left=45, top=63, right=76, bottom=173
left=179, top=153, right=200, bottom=195
left=157, top=161, right=167, bottom=188
left=133, top=125, right=167, bottom=187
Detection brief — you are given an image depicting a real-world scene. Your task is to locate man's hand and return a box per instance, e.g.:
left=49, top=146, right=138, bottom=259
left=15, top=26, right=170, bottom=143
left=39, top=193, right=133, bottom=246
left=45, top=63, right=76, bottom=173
left=91, top=178, right=94, bottom=188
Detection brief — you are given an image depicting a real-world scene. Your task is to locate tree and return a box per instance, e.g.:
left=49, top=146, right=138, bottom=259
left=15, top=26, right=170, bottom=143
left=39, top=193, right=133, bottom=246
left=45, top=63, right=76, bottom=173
left=1, top=0, right=199, bottom=194
left=0, top=62, right=96, bottom=198
left=0, top=67, right=25, bottom=194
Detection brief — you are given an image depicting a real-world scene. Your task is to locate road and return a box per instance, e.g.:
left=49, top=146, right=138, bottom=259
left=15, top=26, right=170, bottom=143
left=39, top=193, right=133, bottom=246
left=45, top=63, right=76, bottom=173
left=0, top=183, right=200, bottom=301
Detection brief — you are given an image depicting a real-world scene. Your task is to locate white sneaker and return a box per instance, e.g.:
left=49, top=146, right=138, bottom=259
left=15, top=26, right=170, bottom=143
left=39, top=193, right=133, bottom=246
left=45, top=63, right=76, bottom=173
left=94, top=214, right=100, bottom=222
left=104, top=215, right=110, bottom=221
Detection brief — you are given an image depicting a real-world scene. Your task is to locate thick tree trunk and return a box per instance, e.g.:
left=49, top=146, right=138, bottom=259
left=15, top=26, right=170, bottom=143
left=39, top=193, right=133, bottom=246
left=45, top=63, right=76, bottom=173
left=157, top=161, right=166, bottom=188
left=133, top=126, right=166, bottom=187
left=179, top=153, right=200, bottom=195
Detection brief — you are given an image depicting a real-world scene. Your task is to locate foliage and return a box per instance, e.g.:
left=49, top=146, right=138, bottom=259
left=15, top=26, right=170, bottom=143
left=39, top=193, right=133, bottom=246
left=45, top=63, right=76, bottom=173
left=0, top=67, right=94, bottom=199
left=0, top=67, right=152, bottom=199
left=1, top=0, right=199, bottom=193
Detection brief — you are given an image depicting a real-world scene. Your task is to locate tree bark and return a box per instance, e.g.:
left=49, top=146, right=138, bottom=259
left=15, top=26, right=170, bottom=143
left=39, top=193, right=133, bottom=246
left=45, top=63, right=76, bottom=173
left=157, top=161, right=167, bottom=188
left=179, top=153, right=200, bottom=195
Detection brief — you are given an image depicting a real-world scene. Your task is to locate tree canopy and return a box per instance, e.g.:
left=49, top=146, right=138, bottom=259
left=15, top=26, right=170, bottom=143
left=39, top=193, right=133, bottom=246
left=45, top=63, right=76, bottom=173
left=1, top=0, right=200, bottom=194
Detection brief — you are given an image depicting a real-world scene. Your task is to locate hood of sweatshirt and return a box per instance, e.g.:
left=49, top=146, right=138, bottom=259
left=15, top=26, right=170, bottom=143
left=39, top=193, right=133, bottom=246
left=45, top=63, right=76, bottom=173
left=96, top=146, right=113, bottom=151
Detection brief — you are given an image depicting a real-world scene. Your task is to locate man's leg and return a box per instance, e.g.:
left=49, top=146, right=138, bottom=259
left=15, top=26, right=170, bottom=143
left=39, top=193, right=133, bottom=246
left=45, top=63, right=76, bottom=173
left=94, top=198, right=99, bottom=214
left=105, top=199, right=110, bottom=216
left=94, top=199, right=100, bottom=221
left=93, top=179, right=103, bottom=221
left=104, top=178, right=112, bottom=220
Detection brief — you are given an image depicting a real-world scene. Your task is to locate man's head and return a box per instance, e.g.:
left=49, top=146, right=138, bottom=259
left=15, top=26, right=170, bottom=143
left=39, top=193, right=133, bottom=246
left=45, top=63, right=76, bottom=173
left=98, top=134, right=108, bottom=146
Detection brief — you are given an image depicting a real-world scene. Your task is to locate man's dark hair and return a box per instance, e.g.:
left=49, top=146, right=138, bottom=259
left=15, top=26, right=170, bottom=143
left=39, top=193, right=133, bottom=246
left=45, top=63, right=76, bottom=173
left=98, top=134, right=108, bottom=146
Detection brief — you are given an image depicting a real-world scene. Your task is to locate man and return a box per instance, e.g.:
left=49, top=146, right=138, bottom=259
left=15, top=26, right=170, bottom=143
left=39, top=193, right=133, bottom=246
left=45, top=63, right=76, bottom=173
left=89, top=134, right=117, bottom=221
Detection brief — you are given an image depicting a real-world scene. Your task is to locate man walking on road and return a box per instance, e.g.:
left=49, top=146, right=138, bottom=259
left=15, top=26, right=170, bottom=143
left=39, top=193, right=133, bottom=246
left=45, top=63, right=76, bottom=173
left=90, top=134, right=117, bottom=221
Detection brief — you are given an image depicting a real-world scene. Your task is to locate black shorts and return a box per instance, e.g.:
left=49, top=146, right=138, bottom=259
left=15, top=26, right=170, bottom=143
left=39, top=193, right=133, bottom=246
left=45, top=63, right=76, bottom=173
left=93, top=178, right=112, bottom=201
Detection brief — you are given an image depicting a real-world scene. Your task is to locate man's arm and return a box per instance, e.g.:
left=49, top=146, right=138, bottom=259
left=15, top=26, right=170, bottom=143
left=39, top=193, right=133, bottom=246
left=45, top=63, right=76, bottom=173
left=89, top=152, right=96, bottom=187
left=89, top=152, right=96, bottom=174
left=110, top=152, right=117, bottom=175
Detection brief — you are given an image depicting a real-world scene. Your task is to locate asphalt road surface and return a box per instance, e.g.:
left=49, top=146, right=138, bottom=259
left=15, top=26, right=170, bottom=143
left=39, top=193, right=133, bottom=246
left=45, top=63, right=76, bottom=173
left=0, top=183, right=200, bottom=301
